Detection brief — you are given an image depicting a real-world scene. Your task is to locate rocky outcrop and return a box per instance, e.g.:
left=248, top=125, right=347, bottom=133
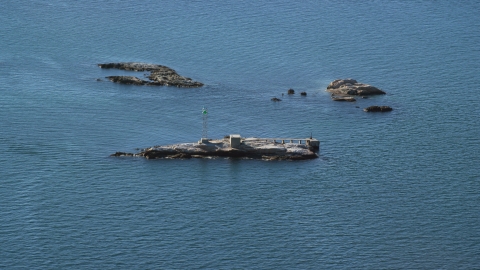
left=98, top=62, right=203, bottom=88
left=111, top=137, right=318, bottom=160
left=327, top=79, right=385, bottom=96
left=287, top=89, right=295, bottom=94
left=363, top=106, right=393, bottom=112
left=300, top=92, right=307, bottom=96
left=98, top=62, right=166, bottom=71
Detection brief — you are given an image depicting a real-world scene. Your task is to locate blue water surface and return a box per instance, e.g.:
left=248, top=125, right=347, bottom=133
left=1, top=0, right=479, bottom=268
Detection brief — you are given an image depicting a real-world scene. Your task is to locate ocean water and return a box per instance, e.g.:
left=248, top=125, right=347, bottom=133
left=1, top=0, right=479, bottom=268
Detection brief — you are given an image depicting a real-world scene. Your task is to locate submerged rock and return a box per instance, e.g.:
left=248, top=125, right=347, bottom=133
left=363, top=105, right=393, bottom=112
left=331, top=96, right=356, bottom=102
left=110, top=152, right=134, bottom=157
left=327, top=79, right=385, bottom=96
left=98, top=62, right=204, bottom=88
left=271, top=97, right=282, bottom=102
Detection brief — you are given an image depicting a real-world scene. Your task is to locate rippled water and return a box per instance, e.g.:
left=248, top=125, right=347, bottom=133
left=1, top=0, right=479, bottom=268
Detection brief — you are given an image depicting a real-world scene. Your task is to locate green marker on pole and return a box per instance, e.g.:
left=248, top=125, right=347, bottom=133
left=202, top=107, right=208, bottom=139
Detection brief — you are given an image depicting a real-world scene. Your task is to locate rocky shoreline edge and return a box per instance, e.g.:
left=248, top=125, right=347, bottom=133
left=111, top=136, right=319, bottom=161
left=98, top=62, right=203, bottom=88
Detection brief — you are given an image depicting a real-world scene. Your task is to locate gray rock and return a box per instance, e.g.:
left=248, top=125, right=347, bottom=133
left=327, top=79, right=385, bottom=96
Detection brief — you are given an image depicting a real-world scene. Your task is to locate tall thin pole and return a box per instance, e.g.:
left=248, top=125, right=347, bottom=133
left=202, top=107, right=208, bottom=139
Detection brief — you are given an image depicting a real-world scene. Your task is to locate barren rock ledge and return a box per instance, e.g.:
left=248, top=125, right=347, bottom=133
left=327, top=79, right=385, bottom=96
left=98, top=62, right=204, bottom=87
left=111, top=136, right=320, bottom=161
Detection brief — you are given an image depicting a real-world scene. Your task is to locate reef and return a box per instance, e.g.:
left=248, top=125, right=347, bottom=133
left=111, top=137, right=319, bottom=161
left=98, top=62, right=204, bottom=88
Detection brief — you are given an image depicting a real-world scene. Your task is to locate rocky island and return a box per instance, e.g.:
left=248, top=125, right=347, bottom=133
left=326, top=79, right=394, bottom=112
left=327, top=79, right=385, bottom=96
left=111, top=135, right=320, bottom=161
left=98, top=62, right=204, bottom=87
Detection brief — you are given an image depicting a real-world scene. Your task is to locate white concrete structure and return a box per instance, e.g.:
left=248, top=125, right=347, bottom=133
left=306, top=139, right=320, bottom=150
left=198, top=138, right=210, bottom=144
left=229, top=134, right=242, bottom=148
